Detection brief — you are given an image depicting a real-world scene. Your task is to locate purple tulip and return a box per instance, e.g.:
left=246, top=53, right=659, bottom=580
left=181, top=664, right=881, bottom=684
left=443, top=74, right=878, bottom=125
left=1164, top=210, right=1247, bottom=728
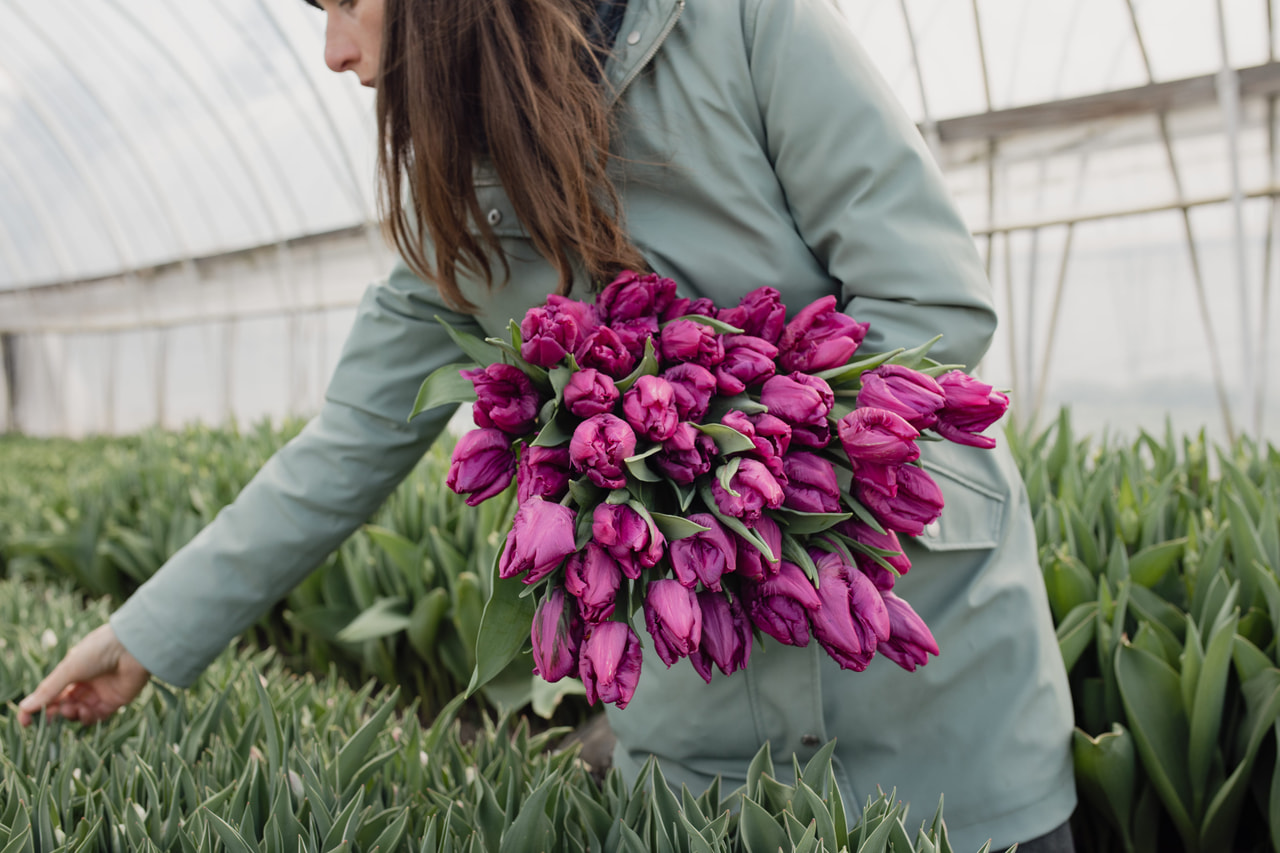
left=879, top=591, right=940, bottom=671
left=690, top=591, right=752, bottom=682
left=760, top=373, right=834, bottom=449
left=531, top=587, right=582, bottom=682
left=662, top=295, right=718, bottom=322
left=718, top=286, right=787, bottom=344
left=742, top=561, right=821, bottom=646
left=516, top=445, right=572, bottom=503
left=613, top=316, right=660, bottom=361
left=644, top=579, right=702, bottom=666
left=810, top=550, right=890, bottom=672
left=857, top=365, right=946, bottom=431
left=520, top=296, right=598, bottom=367
left=934, top=371, right=1010, bottom=449
left=579, top=621, right=643, bottom=708
left=736, top=515, right=782, bottom=581
left=651, top=422, right=717, bottom=484
left=715, top=335, right=778, bottom=395
left=497, top=496, right=578, bottom=583
left=576, top=326, right=636, bottom=380
left=721, top=410, right=791, bottom=478
left=563, top=368, right=620, bottom=419
left=597, top=270, right=677, bottom=323
left=836, top=408, right=920, bottom=497
left=668, top=513, right=736, bottom=591
left=446, top=428, right=516, bottom=506
left=781, top=452, right=842, bottom=514
left=570, top=414, right=637, bottom=490
left=777, top=295, right=870, bottom=373
left=659, top=320, right=724, bottom=368
left=565, top=543, right=624, bottom=623
left=462, top=364, right=541, bottom=436
left=710, top=458, right=785, bottom=527
left=592, top=502, right=664, bottom=578
left=662, top=363, right=718, bottom=422
left=837, top=520, right=911, bottom=592
left=856, top=464, right=945, bottom=537
left=622, top=375, right=680, bottom=442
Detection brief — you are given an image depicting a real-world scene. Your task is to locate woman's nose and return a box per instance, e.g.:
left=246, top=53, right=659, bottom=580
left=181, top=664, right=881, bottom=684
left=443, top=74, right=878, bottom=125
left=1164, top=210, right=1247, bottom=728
left=324, top=20, right=360, bottom=75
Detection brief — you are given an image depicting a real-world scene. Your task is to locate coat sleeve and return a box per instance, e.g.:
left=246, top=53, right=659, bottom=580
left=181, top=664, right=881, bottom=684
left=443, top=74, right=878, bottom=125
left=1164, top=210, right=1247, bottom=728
left=744, top=0, right=997, bottom=369
left=110, top=261, right=478, bottom=687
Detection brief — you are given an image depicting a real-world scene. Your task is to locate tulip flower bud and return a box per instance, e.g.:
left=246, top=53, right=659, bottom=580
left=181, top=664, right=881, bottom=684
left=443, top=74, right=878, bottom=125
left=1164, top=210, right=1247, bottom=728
left=760, top=373, right=834, bottom=449
left=592, top=502, right=664, bottom=578
left=579, top=621, right=643, bottom=708
left=837, top=407, right=920, bottom=497
left=777, top=295, right=869, bottom=373
left=663, top=295, right=718, bottom=322
left=934, top=371, right=1010, bottom=449
left=570, top=414, right=636, bottom=490
left=690, top=591, right=752, bottom=682
left=597, top=270, right=677, bottom=322
left=462, top=363, right=541, bottom=436
left=715, top=335, right=778, bottom=395
left=498, top=496, right=578, bottom=582
left=564, top=368, right=620, bottom=419
left=516, top=445, right=572, bottom=503
left=879, top=591, right=940, bottom=671
left=810, top=550, right=889, bottom=672
left=742, top=561, right=821, bottom=646
left=718, top=286, right=787, bottom=344
left=857, top=365, right=946, bottom=431
left=836, top=520, right=911, bottom=591
left=612, top=316, right=660, bottom=361
left=781, top=452, right=842, bottom=514
left=446, top=428, right=516, bottom=506
left=659, top=319, right=724, bottom=367
left=652, top=422, right=717, bottom=484
left=521, top=308, right=578, bottom=368
left=856, top=464, right=945, bottom=537
left=662, top=363, right=718, bottom=422
left=644, top=579, right=702, bottom=666
left=565, top=543, right=624, bottom=623
left=710, top=458, right=784, bottom=527
left=668, top=513, right=736, bottom=591
left=576, top=326, right=636, bottom=379
left=622, top=375, right=680, bottom=442
left=735, top=515, right=782, bottom=580
left=531, top=587, right=582, bottom=682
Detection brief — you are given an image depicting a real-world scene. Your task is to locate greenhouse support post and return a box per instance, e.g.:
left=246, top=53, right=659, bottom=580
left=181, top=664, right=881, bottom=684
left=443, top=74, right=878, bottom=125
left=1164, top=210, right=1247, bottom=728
left=0, top=334, right=14, bottom=433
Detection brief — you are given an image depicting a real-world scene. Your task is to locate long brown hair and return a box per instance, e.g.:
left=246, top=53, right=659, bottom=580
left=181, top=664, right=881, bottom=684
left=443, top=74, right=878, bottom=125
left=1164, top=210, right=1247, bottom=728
left=376, top=0, right=647, bottom=312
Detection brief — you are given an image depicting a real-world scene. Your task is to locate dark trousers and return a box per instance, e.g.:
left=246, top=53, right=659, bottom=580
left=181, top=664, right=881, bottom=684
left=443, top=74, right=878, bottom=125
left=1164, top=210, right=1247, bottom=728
left=1007, top=820, right=1075, bottom=853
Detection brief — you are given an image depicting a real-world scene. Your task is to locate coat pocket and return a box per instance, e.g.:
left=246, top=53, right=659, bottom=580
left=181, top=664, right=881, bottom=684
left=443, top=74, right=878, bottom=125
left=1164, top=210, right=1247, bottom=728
left=912, top=440, right=1008, bottom=552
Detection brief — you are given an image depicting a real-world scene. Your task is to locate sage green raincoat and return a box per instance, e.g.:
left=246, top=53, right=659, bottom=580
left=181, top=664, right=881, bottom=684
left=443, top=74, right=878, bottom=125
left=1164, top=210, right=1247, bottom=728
left=111, top=0, right=1075, bottom=848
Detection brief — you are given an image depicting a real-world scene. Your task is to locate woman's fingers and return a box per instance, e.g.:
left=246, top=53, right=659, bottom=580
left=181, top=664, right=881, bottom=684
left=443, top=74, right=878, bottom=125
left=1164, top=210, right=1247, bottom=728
left=17, top=624, right=140, bottom=727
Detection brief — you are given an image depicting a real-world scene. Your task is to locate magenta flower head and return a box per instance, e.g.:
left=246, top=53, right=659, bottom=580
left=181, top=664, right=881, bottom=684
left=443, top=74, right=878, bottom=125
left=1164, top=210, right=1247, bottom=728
left=742, top=561, right=821, bottom=646
left=668, top=512, right=736, bottom=591
left=612, top=316, right=660, bottom=361
left=447, top=428, right=516, bottom=507
left=652, top=422, right=717, bottom=484
left=837, top=520, right=911, bottom=591
left=715, top=335, right=778, bottom=395
left=531, top=587, right=582, bottom=682
left=662, top=363, right=718, bottom=422
left=810, top=550, right=890, bottom=672
left=690, top=591, right=752, bottom=683
left=520, top=296, right=597, bottom=367
left=659, top=319, right=725, bottom=367
left=777, top=295, right=870, bottom=373
left=575, top=326, right=636, bottom=380
left=934, top=371, right=1010, bottom=449
left=565, top=543, right=624, bottom=623
left=736, top=515, right=782, bottom=581
left=516, top=445, right=572, bottom=503
left=579, top=621, right=643, bottom=708
left=663, top=295, right=717, bottom=322
left=760, top=373, right=834, bottom=448
left=857, top=464, right=945, bottom=537
left=462, top=364, right=540, bottom=436
left=563, top=368, right=620, bottom=419
left=644, top=579, right=702, bottom=666
left=718, top=286, right=787, bottom=344
left=597, top=270, right=677, bottom=323
left=781, top=452, right=842, bottom=514
left=722, top=410, right=791, bottom=478
left=622, top=375, right=679, bottom=442
left=711, top=458, right=785, bottom=527
left=592, top=502, right=664, bottom=578
left=879, top=591, right=940, bottom=671
left=837, top=407, right=920, bottom=497
left=498, top=496, right=578, bottom=583
left=857, top=365, right=946, bottom=431
left=570, top=414, right=636, bottom=489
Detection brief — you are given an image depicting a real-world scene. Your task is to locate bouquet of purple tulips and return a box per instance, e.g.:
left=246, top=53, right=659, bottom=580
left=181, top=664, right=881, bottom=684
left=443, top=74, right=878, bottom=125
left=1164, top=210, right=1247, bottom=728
left=415, top=271, right=1009, bottom=709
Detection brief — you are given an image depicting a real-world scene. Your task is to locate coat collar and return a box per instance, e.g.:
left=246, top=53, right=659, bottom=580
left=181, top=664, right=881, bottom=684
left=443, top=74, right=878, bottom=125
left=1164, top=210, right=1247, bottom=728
left=603, top=0, right=685, bottom=106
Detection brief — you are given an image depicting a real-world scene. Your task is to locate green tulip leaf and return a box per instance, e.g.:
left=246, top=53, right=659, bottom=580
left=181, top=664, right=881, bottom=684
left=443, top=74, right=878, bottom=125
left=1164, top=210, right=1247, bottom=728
left=436, top=315, right=502, bottom=367
left=1072, top=725, right=1137, bottom=850
left=1055, top=601, right=1098, bottom=674
left=662, top=314, right=744, bottom=335
left=467, top=545, right=536, bottom=697
left=531, top=408, right=573, bottom=448
left=649, top=512, right=712, bottom=541
left=410, top=363, right=477, bottom=421
left=773, top=508, right=852, bottom=535
left=693, top=422, right=757, bottom=456
left=1129, top=538, right=1187, bottom=588
left=336, top=597, right=411, bottom=643
left=614, top=337, right=659, bottom=393
left=814, top=349, right=900, bottom=386
left=885, top=335, right=943, bottom=369
left=1188, top=612, right=1237, bottom=817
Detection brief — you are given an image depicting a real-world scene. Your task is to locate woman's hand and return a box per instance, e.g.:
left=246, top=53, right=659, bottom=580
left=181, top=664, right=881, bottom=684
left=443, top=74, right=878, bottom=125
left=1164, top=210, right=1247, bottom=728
left=17, top=624, right=151, bottom=726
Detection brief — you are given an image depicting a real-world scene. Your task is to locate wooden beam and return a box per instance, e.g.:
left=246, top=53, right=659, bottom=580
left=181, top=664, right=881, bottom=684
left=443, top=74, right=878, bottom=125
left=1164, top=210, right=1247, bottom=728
left=935, top=61, right=1280, bottom=142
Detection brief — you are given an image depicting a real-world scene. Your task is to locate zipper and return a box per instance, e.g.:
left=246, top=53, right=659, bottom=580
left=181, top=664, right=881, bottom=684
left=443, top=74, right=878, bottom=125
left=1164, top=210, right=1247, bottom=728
left=608, top=0, right=686, bottom=106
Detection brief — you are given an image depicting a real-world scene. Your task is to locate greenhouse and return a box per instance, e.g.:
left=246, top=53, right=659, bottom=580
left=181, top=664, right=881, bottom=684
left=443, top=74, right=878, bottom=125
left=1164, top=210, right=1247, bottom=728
left=2, top=1, right=1279, bottom=852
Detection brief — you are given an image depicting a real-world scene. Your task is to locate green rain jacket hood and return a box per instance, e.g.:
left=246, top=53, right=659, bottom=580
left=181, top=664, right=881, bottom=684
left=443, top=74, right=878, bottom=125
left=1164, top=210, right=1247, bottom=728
left=111, top=1, right=1075, bottom=849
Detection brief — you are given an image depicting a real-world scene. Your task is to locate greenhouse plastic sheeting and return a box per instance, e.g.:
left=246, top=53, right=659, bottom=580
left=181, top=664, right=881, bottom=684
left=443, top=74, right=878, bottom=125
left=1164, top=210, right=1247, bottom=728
left=0, top=0, right=1277, bottom=443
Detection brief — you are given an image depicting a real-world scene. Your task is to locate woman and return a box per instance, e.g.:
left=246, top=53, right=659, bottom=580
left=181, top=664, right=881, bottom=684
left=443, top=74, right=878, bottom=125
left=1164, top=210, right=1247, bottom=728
left=19, top=1, right=1076, bottom=849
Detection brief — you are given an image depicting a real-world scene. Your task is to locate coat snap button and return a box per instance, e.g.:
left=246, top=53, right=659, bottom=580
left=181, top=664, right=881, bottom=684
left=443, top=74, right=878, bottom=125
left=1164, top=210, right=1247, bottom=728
left=924, top=520, right=941, bottom=538
left=800, top=734, right=821, bottom=747
left=626, top=31, right=641, bottom=45
left=486, top=208, right=503, bottom=226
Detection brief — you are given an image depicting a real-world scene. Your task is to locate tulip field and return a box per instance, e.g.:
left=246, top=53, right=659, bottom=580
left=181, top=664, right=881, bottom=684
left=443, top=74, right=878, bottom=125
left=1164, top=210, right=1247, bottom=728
left=1, top=411, right=1278, bottom=851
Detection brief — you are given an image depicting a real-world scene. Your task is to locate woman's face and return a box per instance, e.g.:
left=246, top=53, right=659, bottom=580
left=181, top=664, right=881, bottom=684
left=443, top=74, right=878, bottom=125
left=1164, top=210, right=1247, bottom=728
left=317, top=0, right=385, bottom=88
